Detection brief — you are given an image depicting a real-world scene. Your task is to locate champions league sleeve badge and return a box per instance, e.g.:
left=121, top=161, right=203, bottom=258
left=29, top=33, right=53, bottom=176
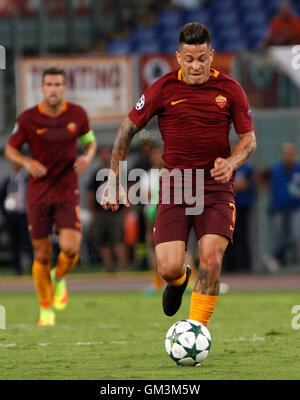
left=135, top=94, right=145, bottom=110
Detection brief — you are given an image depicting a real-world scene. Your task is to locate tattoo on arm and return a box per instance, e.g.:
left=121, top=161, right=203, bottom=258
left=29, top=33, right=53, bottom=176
left=242, top=132, right=257, bottom=160
left=244, top=143, right=256, bottom=160
left=110, top=117, right=140, bottom=182
left=229, top=132, right=257, bottom=170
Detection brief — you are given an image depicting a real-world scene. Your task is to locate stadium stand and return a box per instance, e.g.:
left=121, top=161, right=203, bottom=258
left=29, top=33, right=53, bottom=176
left=104, top=0, right=300, bottom=54
left=0, top=0, right=299, bottom=54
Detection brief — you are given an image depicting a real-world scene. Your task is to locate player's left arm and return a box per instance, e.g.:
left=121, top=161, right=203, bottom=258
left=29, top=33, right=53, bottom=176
left=210, top=131, right=257, bottom=184
left=74, top=129, right=97, bottom=174
left=211, top=82, right=256, bottom=184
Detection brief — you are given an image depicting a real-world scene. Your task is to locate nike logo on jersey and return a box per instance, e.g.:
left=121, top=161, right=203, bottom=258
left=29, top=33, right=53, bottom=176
left=36, top=128, right=48, bottom=135
left=171, top=99, right=187, bottom=106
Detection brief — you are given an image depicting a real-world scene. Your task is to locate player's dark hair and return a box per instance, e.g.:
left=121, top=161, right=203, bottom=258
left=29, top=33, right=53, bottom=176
left=178, top=22, right=211, bottom=48
left=42, top=67, right=67, bottom=84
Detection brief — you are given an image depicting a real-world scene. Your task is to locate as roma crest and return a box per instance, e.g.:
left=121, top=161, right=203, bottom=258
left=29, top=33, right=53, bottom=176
left=215, top=95, right=227, bottom=109
left=67, top=122, right=77, bottom=133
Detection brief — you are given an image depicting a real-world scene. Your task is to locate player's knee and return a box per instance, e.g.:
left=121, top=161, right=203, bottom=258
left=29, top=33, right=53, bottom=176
left=34, top=251, right=51, bottom=266
left=61, top=244, right=79, bottom=258
left=157, top=259, right=184, bottom=282
left=33, top=244, right=51, bottom=265
left=200, top=252, right=222, bottom=273
left=59, top=231, right=81, bottom=258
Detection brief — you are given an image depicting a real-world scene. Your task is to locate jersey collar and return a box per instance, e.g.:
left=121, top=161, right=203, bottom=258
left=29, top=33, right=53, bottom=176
left=38, top=100, right=68, bottom=116
left=177, top=67, right=219, bottom=81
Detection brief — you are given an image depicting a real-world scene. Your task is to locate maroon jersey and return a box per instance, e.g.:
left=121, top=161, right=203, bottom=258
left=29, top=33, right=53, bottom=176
left=129, top=68, right=253, bottom=189
left=8, top=101, right=90, bottom=205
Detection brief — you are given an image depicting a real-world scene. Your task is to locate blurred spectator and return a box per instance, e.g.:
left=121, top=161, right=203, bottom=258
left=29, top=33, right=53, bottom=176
left=223, top=159, right=256, bottom=272
left=128, top=138, right=154, bottom=269
left=123, top=201, right=140, bottom=265
left=73, top=0, right=92, bottom=15
left=258, top=142, right=300, bottom=270
left=140, top=145, right=164, bottom=293
left=0, top=163, right=32, bottom=275
left=0, top=0, right=10, bottom=16
left=170, top=0, right=212, bottom=9
left=130, top=137, right=154, bottom=171
left=262, top=1, right=300, bottom=47
left=86, top=146, right=128, bottom=272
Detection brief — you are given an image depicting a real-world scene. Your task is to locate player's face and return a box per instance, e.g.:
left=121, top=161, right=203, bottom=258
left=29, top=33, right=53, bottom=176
left=176, top=42, right=214, bottom=85
left=41, top=74, right=67, bottom=108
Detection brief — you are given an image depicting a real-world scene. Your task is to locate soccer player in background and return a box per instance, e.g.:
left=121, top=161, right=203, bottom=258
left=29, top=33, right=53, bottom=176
left=5, top=67, right=97, bottom=326
left=101, top=23, right=256, bottom=327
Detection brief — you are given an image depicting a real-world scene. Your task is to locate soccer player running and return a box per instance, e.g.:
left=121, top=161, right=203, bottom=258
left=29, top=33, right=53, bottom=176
left=5, top=67, right=97, bottom=326
left=101, top=23, right=256, bottom=327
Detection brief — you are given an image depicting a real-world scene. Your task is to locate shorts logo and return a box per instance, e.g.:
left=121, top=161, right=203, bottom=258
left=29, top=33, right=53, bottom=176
left=67, top=122, right=77, bottom=133
left=228, top=202, right=236, bottom=231
left=135, top=94, right=145, bottom=110
left=247, top=108, right=252, bottom=117
left=215, top=95, right=227, bottom=108
left=36, top=128, right=48, bottom=135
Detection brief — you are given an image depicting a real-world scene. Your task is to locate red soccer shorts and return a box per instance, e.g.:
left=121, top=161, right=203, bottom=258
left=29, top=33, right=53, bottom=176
left=27, top=201, right=81, bottom=240
left=153, top=194, right=236, bottom=247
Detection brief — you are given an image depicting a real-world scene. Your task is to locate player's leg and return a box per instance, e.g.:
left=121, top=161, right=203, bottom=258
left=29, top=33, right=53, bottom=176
left=189, top=200, right=234, bottom=326
left=156, top=240, right=186, bottom=282
left=189, top=234, right=228, bottom=326
left=189, top=200, right=236, bottom=325
left=32, top=237, right=55, bottom=326
left=56, top=228, right=81, bottom=275
left=153, top=202, right=193, bottom=316
left=27, top=203, right=55, bottom=325
left=50, top=202, right=82, bottom=310
left=53, top=201, right=82, bottom=276
left=156, top=240, right=191, bottom=316
left=51, top=228, right=81, bottom=310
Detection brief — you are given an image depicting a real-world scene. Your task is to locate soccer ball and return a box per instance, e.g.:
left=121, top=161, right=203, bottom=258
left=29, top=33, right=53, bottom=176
left=165, top=319, right=212, bottom=366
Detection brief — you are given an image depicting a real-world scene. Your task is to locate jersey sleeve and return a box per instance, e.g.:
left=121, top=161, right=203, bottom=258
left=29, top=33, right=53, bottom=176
left=78, top=107, right=96, bottom=146
left=78, top=107, right=91, bottom=137
left=7, top=113, right=29, bottom=149
left=128, top=79, right=164, bottom=128
left=230, top=83, right=254, bottom=134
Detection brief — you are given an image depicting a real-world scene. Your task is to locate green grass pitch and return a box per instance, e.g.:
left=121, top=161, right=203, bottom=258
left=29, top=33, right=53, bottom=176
left=0, top=289, right=299, bottom=380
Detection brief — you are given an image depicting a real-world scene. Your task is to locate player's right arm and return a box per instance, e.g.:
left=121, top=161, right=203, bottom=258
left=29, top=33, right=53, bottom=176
left=4, top=144, right=47, bottom=178
left=4, top=113, right=47, bottom=179
left=101, top=80, right=164, bottom=212
left=101, top=117, right=140, bottom=212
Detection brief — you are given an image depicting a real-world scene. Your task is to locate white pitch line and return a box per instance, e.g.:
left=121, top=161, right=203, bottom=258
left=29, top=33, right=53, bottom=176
left=218, top=335, right=266, bottom=342
left=0, top=341, right=126, bottom=348
left=9, top=323, right=122, bottom=330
